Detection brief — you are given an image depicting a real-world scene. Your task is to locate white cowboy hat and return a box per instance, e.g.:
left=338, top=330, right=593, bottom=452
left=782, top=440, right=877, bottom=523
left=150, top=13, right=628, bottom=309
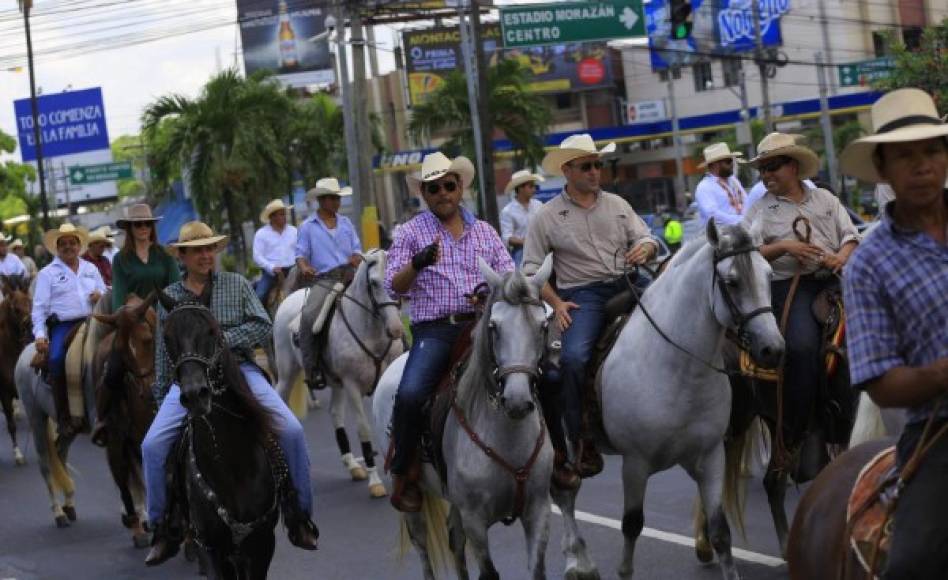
left=44, top=223, right=89, bottom=255
left=698, top=142, right=744, bottom=169
left=9, top=238, right=24, bottom=250
left=748, top=132, right=821, bottom=179
left=840, top=88, right=948, bottom=183
left=306, top=177, right=353, bottom=199
left=504, top=169, right=545, bottom=194
left=259, top=199, right=290, bottom=223
left=406, top=152, right=476, bottom=196
left=115, top=203, right=161, bottom=229
left=541, top=133, right=616, bottom=177
left=168, top=221, right=228, bottom=252
left=87, top=226, right=114, bottom=246
left=0, top=233, right=12, bottom=244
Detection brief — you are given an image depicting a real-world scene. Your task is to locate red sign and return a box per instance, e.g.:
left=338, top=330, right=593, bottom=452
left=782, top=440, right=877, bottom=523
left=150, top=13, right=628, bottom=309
left=577, top=58, right=606, bottom=85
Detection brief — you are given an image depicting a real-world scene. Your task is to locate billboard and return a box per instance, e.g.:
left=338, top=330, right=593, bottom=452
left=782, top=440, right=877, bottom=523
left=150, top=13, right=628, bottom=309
left=237, top=0, right=334, bottom=85
left=645, top=0, right=789, bottom=70
left=403, top=23, right=615, bottom=105
left=13, top=87, right=110, bottom=162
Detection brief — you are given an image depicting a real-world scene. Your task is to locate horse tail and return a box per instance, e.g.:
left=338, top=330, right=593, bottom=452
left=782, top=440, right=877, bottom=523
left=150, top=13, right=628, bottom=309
left=723, top=421, right=751, bottom=539
left=45, top=420, right=75, bottom=495
left=848, top=392, right=887, bottom=448
left=396, top=492, right=454, bottom=578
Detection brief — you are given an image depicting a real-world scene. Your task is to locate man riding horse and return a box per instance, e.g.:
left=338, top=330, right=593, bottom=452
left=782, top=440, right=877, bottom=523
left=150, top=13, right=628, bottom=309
left=840, top=88, right=948, bottom=579
left=295, top=178, right=363, bottom=391
left=384, top=151, right=514, bottom=513
left=32, top=223, right=107, bottom=438
left=253, top=198, right=297, bottom=305
left=142, top=221, right=318, bottom=565
left=522, top=133, right=658, bottom=490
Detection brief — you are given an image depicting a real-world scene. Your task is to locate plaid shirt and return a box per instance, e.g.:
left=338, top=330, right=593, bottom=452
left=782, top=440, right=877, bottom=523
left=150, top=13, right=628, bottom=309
left=843, top=192, right=948, bottom=426
left=385, top=208, right=514, bottom=324
left=154, top=271, right=272, bottom=401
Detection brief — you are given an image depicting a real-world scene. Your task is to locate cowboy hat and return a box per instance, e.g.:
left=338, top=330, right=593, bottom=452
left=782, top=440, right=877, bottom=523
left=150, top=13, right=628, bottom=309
left=0, top=233, right=11, bottom=244
left=541, top=133, right=616, bottom=177
left=44, top=223, right=89, bottom=254
left=87, top=226, right=114, bottom=246
left=840, top=88, right=948, bottom=183
left=307, top=177, right=353, bottom=199
left=748, top=132, right=821, bottom=179
left=9, top=238, right=24, bottom=250
left=168, top=221, right=228, bottom=252
left=698, top=142, right=744, bottom=169
left=259, top=199, right=290, bottom=223
left=504, top=169, right=545, bottom=194
left=116, top=204, right=161, bottom=229
left=406, top=152, right=476, bottom=196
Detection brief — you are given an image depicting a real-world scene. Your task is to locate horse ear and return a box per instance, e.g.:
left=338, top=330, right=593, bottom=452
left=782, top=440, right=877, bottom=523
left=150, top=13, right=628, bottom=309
left=94, top=313, right=118, bottom=327
left=746, top=217, right=764, bottom=246
left=156, top=289, right=176, bottom=312
left=529, top=253, right=554, bottom=292
left=706, top=218, right=720, bottom=248
left=477, top=257, right=503, bottom=290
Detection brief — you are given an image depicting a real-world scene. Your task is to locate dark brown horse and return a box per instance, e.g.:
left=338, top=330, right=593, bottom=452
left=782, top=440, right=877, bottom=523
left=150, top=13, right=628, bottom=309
left=785, top=438, right=893, bottom=580
left=1, top=274, right=33, bottom=466
left=92, top=293, right=158, bottom=548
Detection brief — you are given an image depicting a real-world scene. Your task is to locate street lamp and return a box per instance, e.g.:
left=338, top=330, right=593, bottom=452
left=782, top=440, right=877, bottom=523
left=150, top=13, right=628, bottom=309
left=17, top=0, right=52, bottom=231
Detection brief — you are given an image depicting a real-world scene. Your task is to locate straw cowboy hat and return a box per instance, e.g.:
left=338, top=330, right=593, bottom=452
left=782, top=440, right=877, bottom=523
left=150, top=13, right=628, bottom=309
left=44, top=223, right=89, bottom=254
left=748, top=132, right=821, bottom=179
left=87, top=226, right=114, bottom=246
left=840, top=88, right=948, bottom=183
left=504, top=169, right=545, bottom=194
left=9, top=239, right=24, bottom=250
left=116, top=203, right=161, bottom=229
left=406, top=152, right=476, bottom=196
left=698, top=142, right=743, bottom=169
left=259, top=199, right=290, bottom=223
left=307, top=177, right=353, bottom=199
left=541, top=133, right=616, bottom=177
left=168, top=221, right=228, bottom=252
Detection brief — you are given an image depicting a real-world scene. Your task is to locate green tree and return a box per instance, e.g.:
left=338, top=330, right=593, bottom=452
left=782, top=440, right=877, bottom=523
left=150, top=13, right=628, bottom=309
left=409, top=59, right=552, bottom=173
left=0, top=128, right=43, bottom=248
left=873, top=19, right=948, bottom=110
left=142, top=69, right=293, bottom=269
left=110, top=134, right=146, bottom=198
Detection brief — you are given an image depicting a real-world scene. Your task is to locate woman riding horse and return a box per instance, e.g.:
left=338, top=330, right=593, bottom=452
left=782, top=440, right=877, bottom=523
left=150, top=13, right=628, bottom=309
left=142, top=221, right=318, bottom=566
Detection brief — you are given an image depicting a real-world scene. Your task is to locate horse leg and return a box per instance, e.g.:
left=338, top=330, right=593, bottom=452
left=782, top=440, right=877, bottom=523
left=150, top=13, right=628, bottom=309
left=521, top=496, right=551, bottom=580
left=550, top=485, right=599, bottom=580
left=347, top=380, right=384, bottom=496
left=332, top=386, right=367, bottom=481
left=688, top=444, right=739, bottom=580
left=693, top=498, right=713, bottom=563
left=448, top=505, right=471, bottom=580
left=459, top=509, right=498, bottom=580
left=762, top=421, right=791, bottom=557
left=404, top=512, right=437, bottom=580
left=617, top=456, right=649, bottom=579
left=1, top=389, right=25, bottom=466
left=110, top=441, right=150, bottom=547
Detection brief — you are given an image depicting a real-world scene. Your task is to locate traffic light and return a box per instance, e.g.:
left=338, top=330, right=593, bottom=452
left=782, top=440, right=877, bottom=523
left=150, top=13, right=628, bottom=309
left=670, top=0, right=693, bottom=40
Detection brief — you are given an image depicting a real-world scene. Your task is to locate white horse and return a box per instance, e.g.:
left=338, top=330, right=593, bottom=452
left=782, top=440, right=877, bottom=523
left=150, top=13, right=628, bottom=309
left=373, top=255, right=555, bottom=580
left=273, top=249, right=405, bottom=497
left=847, top=392, right=908, bottom=447
left=552, top=222, right=786, bottom=580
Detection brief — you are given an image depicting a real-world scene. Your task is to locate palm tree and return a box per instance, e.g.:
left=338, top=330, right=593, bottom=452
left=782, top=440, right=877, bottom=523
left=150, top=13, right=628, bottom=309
left=289, top=93, right=347, bottom=188
left=409, top=58, right=552, bottom=171
left=142, top=69, right=293, bottom=268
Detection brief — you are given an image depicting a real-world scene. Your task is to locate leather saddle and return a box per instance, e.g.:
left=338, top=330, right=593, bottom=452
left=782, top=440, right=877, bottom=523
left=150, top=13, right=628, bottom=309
left=847, top=445, right=898, bottom=576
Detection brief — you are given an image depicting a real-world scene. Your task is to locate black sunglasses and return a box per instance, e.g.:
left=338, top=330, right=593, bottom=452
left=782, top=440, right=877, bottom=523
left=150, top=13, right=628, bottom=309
left=131, top=221, right=153, bottom=229
left=425, top=180, right=458, bottom=195
left=758, top=157, right=791, bottom=174
left=569, top=160, right=603, bottom=172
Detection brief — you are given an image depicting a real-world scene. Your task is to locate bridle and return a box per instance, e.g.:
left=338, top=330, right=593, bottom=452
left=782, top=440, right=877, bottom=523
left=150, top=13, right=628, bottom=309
left=166, top=302, right=227, bottom=396
left=482, top=295, right=548, bottom=408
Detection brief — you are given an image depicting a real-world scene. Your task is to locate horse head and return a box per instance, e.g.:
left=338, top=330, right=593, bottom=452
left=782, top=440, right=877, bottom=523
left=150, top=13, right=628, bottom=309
left=1, top=275, right=33, bottom=347
left=355, top=249, right=403, bottom=340
left=472, top=254, right=553, bottom=420
left=156, top=289, right=224, bottom=418
left=95, top=292, right=158, bottom=389
left=707, top=219, right=784, bottom=368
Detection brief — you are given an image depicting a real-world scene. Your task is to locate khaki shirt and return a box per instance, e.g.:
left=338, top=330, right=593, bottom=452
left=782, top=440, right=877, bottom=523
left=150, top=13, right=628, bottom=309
left=522, top=189, right=657, bottom=289
left=744, top=186, right=860, bottom=280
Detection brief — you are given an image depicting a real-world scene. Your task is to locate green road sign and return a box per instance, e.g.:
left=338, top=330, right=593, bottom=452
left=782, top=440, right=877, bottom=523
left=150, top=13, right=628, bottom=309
left=68, top=161, right=133, bottom=185
left=500, top=1, right=646, bottom=48
left=838, top=57, right=893, bottom=87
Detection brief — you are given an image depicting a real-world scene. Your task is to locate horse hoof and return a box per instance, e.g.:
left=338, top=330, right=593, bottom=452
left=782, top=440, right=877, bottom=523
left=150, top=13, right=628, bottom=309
left=55, top=515, right=70, bottom=528
left=14, top=452, right=26, bottom=466
left=349, top=465, right=368, bottom=481
left=566, top=569, right=601, bottom=580
left=122, top=513, right=136, bottom=528
left=133, top=532, right=151, bottom=549
left=368, top=483, right=387, bottom=498
left=184, top=539, right=198, bottom=562
left=63, top=506, right=77, bottom=521
left=695, top=538, right=714, bottom=563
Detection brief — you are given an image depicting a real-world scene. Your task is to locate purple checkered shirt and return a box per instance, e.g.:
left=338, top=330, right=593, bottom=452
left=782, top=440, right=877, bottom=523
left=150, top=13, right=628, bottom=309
left=843, top=191, right=948, bottom=426
left=385, top=208, right=514, bottom=324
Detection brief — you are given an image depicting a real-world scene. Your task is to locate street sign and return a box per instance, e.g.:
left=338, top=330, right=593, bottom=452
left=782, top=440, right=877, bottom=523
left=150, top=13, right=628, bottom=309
left=68, top=161, right=133, bottom=185
left=500, top=1, right=646, bottom=48
left=838, top=57, right=893, bottom=87
left=13, top=87, right=110, bottom=162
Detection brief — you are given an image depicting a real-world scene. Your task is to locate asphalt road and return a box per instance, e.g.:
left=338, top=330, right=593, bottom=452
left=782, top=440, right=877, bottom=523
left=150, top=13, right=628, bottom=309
left=0, top=398, right=800, bottom=580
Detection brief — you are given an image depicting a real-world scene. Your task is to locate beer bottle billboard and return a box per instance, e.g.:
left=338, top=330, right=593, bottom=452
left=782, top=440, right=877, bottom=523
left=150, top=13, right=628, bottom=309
left=278, top=0, right=299, bottom=71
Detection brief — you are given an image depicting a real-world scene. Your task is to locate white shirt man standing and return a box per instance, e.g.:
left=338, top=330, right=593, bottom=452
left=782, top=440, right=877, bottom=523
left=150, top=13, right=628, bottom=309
left=693, top=142, right=748, bottom=226
left=252, top=199, right=298, bottom=303
left=499, top=169, right=544, bottom=266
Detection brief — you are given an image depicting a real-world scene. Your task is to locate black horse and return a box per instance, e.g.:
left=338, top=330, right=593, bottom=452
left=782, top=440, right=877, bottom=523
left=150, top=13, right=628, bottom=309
left=157, top=292, right=303, bottom=579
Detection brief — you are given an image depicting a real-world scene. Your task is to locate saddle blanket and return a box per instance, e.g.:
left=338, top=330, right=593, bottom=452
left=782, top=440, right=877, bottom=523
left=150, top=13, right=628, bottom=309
left=65, top=320, right=90, bottom=420
left=847, top=445, right=897, bottom=578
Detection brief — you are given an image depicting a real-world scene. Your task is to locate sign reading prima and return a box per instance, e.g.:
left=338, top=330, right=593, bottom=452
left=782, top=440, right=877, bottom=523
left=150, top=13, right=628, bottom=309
left=13, top=87, right=110, bottom=162
left=500, top=1, right=646, bottom=48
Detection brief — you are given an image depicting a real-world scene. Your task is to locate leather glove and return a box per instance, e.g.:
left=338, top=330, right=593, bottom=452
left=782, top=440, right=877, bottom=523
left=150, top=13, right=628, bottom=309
left=411, top=243, right=439, bottom=271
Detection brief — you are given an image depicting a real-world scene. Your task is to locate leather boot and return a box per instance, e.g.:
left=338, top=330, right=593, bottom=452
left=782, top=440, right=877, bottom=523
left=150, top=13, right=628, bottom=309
left=288, top=518, right=319, bottom=550
left=552, top=448, right=581, bottom=491
left=144, top=521, right=181, bottom=566
left=50, top=374, right=76, bottom=440
left=578, top=439, right=604, bottom=478
left=390, top=474, right=422, bottom=512
left=90, top=420, right=108, bottom=448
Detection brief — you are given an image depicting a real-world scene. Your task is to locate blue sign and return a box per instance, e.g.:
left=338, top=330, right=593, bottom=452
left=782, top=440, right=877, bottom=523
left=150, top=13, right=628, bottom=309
left=13, top=87, right=110, bottom=162
left=646, top=0, right=788, bottom=70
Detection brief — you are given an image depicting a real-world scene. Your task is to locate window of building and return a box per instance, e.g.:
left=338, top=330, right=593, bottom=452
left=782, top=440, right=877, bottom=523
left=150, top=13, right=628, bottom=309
left=693, top=61, right=713, bottom=92
left=658, top=67, right=682, bottom=82
left=722, top=57, right=742, bottom=87
left=902, top=26, right=922, bottom=50
left=872, top=31, right=890, bottom=57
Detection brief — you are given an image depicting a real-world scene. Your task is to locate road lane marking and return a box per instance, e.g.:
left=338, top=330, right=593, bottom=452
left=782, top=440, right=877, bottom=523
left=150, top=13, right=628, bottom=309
left=551, top=506, right=785, bottom=568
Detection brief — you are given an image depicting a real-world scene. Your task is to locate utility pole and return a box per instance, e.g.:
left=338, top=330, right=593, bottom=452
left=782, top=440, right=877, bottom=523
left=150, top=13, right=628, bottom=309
left=349, top=4, right=371, bottom=226
left=817, top=0, right=836, bottom=96
left=469, top=0, right=498, bottom=230
left=334, top=4, right=360, bottom=218
left=738, top=67, right=755, bottom=158
left=20, top=0, right=51, bottom=230
left=751, top=0, right=773, bottom=133
left=667, top=67, right=686, bottom=201
left=457, top=2, right=490, bottom=223
left=815, top=52, right=839, bottom=193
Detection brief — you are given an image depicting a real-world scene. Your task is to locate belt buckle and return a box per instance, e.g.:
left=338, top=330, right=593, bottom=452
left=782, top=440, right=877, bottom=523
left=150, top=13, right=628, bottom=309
left=447, top=314, right=459, bottom=325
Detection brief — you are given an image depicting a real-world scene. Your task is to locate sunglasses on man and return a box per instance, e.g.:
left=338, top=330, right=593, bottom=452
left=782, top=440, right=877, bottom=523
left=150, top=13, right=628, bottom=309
left=568, top=160, right=604, bottom=173
left=758, top=157, right=791, bottom=174
left=425, top=180, right=459, bottom=196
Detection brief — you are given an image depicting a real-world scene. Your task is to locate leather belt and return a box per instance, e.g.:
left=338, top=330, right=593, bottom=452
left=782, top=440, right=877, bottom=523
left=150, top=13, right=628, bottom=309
left=428, top=312, right=477, bottom=325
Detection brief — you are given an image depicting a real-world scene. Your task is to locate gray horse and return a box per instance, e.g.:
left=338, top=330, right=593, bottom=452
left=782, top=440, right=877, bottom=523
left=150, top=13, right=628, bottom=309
left=274, top=250, right=405, bottom=497
left=553, top=222, right=785, bottom=580
left=373, top=255, right=555, bottom=580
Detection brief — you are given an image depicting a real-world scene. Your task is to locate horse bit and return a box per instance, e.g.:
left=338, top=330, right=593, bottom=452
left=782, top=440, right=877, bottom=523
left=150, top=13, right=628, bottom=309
left=167, top=302, right=227, bottom=396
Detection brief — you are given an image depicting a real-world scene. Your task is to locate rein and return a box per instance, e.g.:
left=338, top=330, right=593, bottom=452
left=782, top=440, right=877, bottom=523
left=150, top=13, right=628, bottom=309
left=167, top=303, right=227, bottom=396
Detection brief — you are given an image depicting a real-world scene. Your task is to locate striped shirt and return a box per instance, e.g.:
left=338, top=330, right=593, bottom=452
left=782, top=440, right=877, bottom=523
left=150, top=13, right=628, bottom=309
left=385, top=208, right=514, bottom=324
left=843, top=192, right=948, bottom=426
left=154, top=271, right=271, bottom=401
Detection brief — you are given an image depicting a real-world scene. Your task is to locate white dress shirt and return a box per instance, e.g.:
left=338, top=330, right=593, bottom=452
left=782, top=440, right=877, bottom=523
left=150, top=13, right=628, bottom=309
left=253, top=224, right=298, bottom=274
left=32, top=257, right=106, bottom=339
left=0, top=253, right=26, bottom=277
left=745, top=179, right=816, bottom=214
left=499, top=198, right=544, bottom=246
left=694, top=174, right=748, bottom=226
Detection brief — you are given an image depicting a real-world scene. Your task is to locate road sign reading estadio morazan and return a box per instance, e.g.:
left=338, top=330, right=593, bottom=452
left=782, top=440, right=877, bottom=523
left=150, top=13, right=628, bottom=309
left=500, top=1, right=646, bottom=48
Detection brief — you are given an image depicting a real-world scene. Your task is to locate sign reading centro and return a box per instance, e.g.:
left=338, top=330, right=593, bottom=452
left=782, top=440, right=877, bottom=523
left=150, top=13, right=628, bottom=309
left=501, top=1, right=646, bottom=48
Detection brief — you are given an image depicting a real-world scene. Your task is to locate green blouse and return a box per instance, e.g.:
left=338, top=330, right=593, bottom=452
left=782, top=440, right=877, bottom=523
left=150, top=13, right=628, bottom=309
left=111, top=245, right=181, bottom=309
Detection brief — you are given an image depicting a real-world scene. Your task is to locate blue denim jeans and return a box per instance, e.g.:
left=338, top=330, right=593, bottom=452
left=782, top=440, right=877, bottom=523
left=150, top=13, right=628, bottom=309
left=510, top=247, right=524, bottom=268
left=49, top=319, right=82, bottom=382
left=142, top=363, right=313, bottom=524
left=255, top=270, right=277, bottom=302
left=390, top=321, right=466, bottom=475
